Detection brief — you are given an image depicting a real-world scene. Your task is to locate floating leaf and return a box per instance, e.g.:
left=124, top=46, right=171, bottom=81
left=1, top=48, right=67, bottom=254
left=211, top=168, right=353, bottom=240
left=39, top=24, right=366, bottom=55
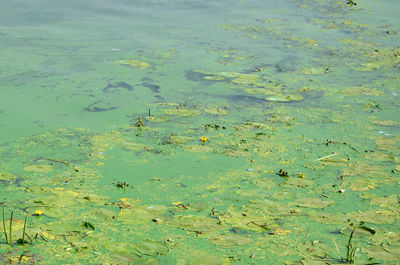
left=280, top=178, right=314, bottom=188
left=253, top=177, right=276, bottom=189
left=168, top=215, right=221, bottom=233
left=163, top=108, right=201, bottom=117
left=120, top=142, right=149, bottom=151
left=105, top=242, right=142, bottom=263
left=118, top=205, right=167, bottom=225
left=383, top=241, right=400, bottom=255
left=184, top=145, right=213, bottom=153
left=363, top=151, right=398, bottom=162
left=208, top=234, right=252, bottom=247
left=117, top=59, right=150, bottom=69
left=347, top=209, right=396, bottom=224
left=294, top=198, right=334, bottom=208
left=340, top=226, right=375, bottom=237
left=87, top=208, right=116, bottom=221
left=0, top=172, right=17, bottom=181
left=308, top=211, right=346, bottom=224
left=370, top=119, right=399, bottom=126
left=204, top=107, right=227, bottom=115
left=265, top=94, right=303, bottom=102
left=223, top=148, right=249, bottom=157
left=376, top=137, right=399, bottom=152
left=344, top=86, right=385, bottom=96
left=23, top=165, right=52, bottom=173
left=297, top=241, right=330, bottom=259
left=349, top=178, right=378, bottom=191
left=136, top=239, right=169, bottom=256
left=168, top=135, right=193, bottom=144
left=43, top=223, right=83, bottom=234
left=189, top=254, right=224, bottom=265
left=369, top=194, right=399, bottom=207
left=363, top=245, right=400, bottom=261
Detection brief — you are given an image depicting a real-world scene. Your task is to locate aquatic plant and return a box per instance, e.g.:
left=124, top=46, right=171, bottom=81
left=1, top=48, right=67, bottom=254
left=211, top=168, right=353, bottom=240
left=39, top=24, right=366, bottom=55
left=21, top=216, right=28, bottom=245
left=2, top=208, right=14, bottom=247
left=2, top=207, right=8, bottom=244
left=345, top=223, right=358, bottom=264
left=2, top=208, right=29, bottom=246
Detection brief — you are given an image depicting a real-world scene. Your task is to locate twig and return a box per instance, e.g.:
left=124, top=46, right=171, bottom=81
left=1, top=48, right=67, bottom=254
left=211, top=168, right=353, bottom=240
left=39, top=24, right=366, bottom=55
left=312, top=152, right=338, bottom=162
left=333, top=239, right=344, bottom=261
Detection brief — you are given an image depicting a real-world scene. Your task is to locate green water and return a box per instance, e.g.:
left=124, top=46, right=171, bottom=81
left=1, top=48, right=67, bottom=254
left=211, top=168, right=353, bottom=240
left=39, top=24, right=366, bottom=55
left=1, top=0, right=399, bottom=264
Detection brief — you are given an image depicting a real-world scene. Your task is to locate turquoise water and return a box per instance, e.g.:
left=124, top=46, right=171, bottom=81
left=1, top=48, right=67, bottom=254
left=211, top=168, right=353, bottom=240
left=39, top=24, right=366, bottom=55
left=1, top=0, right=400, bottom=264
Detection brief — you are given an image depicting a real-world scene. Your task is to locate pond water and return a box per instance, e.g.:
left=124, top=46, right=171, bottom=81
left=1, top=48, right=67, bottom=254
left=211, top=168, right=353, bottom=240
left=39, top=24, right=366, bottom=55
left=0, top=0, right=399, bottom=264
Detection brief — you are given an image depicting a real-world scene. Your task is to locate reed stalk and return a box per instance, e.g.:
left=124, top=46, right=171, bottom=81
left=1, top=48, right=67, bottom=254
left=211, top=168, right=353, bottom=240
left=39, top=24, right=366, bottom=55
left=22, top=216, right=28, bottom=245
left=9, top=211, right=13, bottom=247
left=2, top=207, right=8, bottom=244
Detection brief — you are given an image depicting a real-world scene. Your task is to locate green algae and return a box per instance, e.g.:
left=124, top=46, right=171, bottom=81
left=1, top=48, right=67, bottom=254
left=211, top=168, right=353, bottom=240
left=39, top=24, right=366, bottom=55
left=0, top=0, right=399, bottom=264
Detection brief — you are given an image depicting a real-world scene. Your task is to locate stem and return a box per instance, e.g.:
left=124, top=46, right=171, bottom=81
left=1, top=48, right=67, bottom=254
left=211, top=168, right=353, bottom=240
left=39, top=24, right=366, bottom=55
left=2, top=208, right=8, bottom=244
left=22, top=216, right=28, bottom=244
left=9, top=211, right=13, bottom=247
left=346, top=224, right=357, bottom=263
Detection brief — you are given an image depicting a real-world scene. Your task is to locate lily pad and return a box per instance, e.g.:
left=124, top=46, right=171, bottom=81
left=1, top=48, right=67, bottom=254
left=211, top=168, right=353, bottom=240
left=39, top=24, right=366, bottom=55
left=363, top=245, right=400, bottom=261
left=208, top=234, right=252, bottom=247
left=163, top=108, right=201, bottom=117
left=294, top=198, right=334, bottom=208
left=347, top=209, right=396, bottom=224
left=383, top=241, right=400, bottom=255
left=120, top=142, right=150, bottom=151
left=363, top=151, right=397, bottom=162
left=26, top=207, right=66, bottom=218
left=23, top=165, right=52, bottom=173
left=168, top=215, right=221, bottom=233
left=349, top=178, right=379, bottom=191
left=87, top=208, right=116, bottom=221
left=376, top=137, right=399, bottom=152
left=370, top=119, right=399, bottom=126
left=253, top=177, right=276, bottom=189
left=168, top=135, right=193, bottom=144
left=117, top=59, right=150, bottom=69
left=189, top=254, right=224, bottom=265
left=339, top=226, right=375, bottom=237
left=118, top=205, right=167, bottom=225
left=145, top=115, right=169, bottom=122
left=105, top=242, right=142, bottom=263
left=203, top=75, right=225, bottom=81
left=308, top=211, right=346, bottom=224
left=280, top=178, right=314, bottom=188
left=0, top=172, right=17, bottom=181
left=136, top=239, right=169, bottom=256
left=297, top=241, right=330, bottom=259
left=43, top=223, right=83, bottom=234
left=265, top=94, right=303, bottom=102
left=184, top=145, right=213, bottom=153
left=204, top=107, right=227, bottom=115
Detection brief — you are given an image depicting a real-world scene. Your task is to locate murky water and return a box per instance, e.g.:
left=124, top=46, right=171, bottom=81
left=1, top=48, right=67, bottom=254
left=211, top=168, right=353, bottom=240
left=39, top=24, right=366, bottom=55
left=1, top=0, right=399, bottom=264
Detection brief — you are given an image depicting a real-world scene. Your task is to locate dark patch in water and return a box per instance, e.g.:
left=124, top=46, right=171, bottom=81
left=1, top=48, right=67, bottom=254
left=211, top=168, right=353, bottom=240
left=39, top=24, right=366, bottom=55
left=141, top=77, right=154, bottom=82
left=224, top=94, right=266, bottom=103
left=103, top=82, right=133, bottom=93
left=154, top=94, right=164, bottom=100
left=83, top=102, right=118, bottom=112
left=184, top=69, right=226, bottom=85
left=142, top=82, right=160, bottom=93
